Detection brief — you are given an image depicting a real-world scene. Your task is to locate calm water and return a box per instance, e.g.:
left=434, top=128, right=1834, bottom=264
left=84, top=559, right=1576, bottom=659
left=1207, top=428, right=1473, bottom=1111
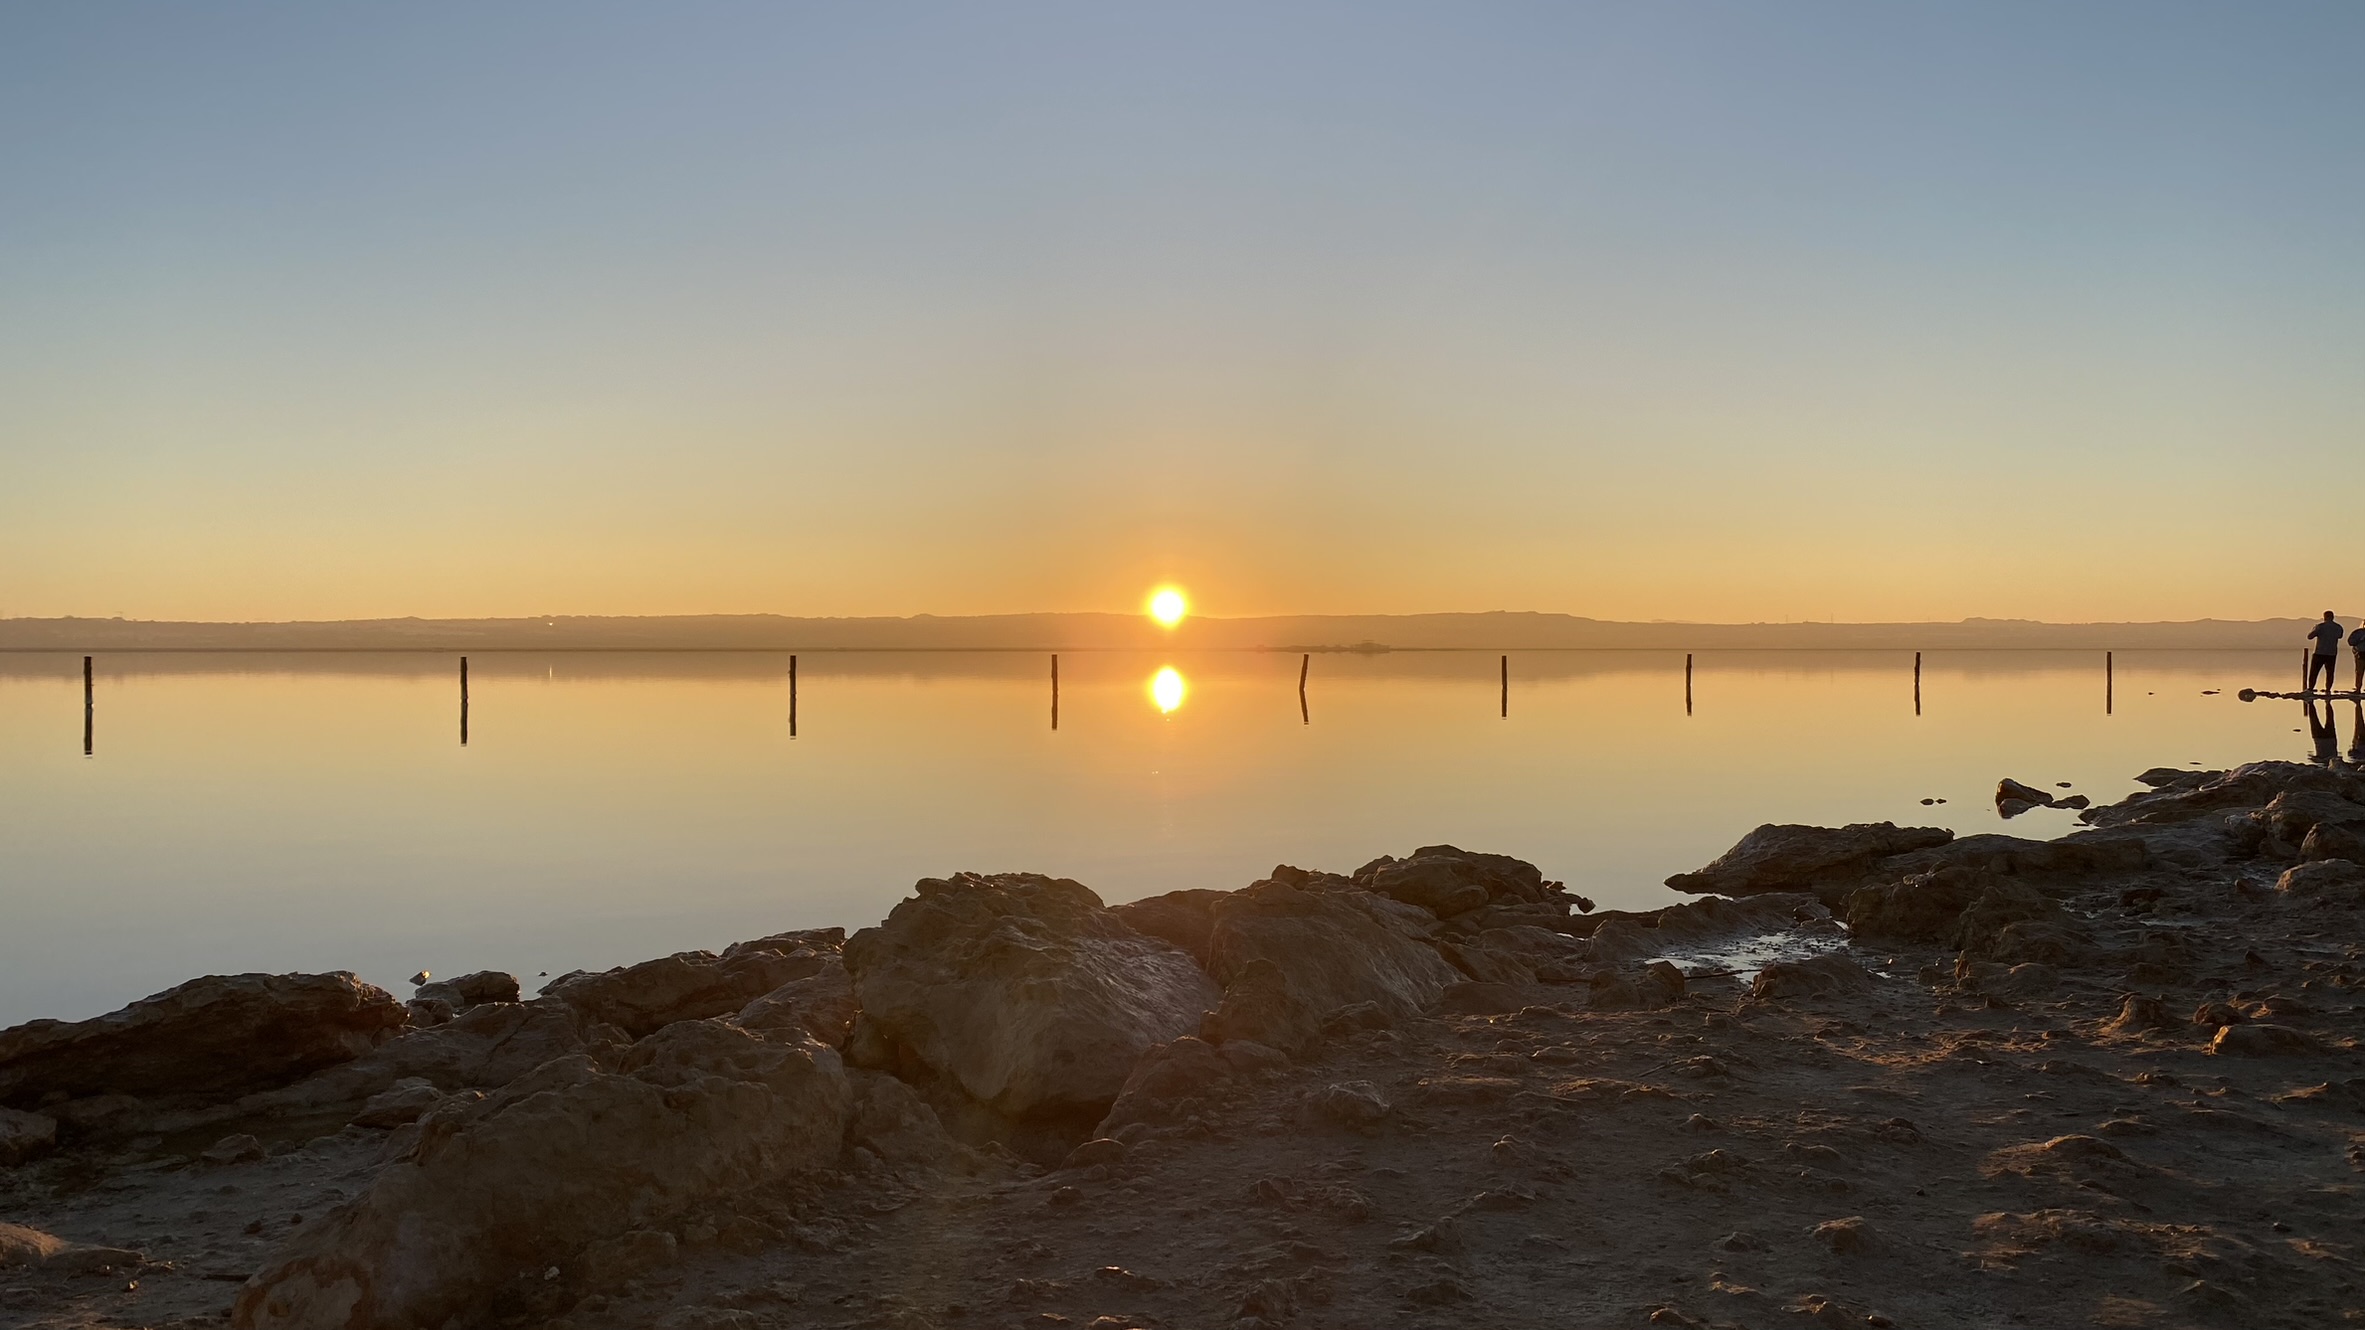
left=0, top=649, right=2340, bottom=1026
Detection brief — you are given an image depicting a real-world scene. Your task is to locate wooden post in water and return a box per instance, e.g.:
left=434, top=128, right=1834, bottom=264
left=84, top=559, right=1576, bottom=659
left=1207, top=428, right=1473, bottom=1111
left=1298, top=653, right=1310, bottom=726
left=82, top=655, right=93, bottom=757
left=1500, top=655, right=1508, bottom=718
left=1685, top=653, right=1693, bottom=716
left=2106, top=651, right=2114, bottom=715
left=1913, top=650, right=1922, bottom=715
left=1050, top=654, right=1059, bottom=731
left=789, top=655, right=798, bottom=739
left=459, top=656, right=469, bottom=747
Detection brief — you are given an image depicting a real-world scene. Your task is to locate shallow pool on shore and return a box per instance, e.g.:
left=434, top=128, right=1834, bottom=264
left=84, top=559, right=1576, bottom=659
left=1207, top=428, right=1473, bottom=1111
left=0, top=648, right=2340, bottom=1025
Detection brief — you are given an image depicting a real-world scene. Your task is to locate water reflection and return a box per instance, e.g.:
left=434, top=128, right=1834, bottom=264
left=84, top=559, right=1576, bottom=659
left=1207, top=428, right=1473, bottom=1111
left=1149, top=666, right=1187, bottom=714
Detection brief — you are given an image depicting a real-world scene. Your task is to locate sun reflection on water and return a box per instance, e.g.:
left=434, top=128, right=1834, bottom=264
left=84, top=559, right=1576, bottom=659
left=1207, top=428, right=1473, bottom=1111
left=1149, top=666, right=1187, bottom=713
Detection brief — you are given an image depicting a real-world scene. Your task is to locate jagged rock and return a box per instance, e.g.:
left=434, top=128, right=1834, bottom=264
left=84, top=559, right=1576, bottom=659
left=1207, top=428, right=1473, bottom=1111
left=1199, top=879, right=1461, bottom=1054
left=0, top=972, right=407, bottom=1108
left=1845, top=868, right=1996, bottom=943
left=1433, top=981, right=1528, bottom=1015
left=844, top=874, right=1216, bottom=1119
left=411, top=971, right=519, bottom=1011
left=1666, top=823, right=1953, bottom=908
left=734, top=956, right=858, bottom=1049
left=1997, top=778, right=2060, bottom=812
left=543, top=933, right=839, bottom=1039
left=0, top=1107, right=57, bottom=1165
left=233, top=1021, right=851, bottom=1330
left=1748, top=954, right=1873, bottom=1001
left=244, top=999, right=601, bottom=1118
left=2278, top=859, right=2365, bottom=902
left=2083, top=761, right=2363, bottom=829
left=1110, top=888, right=1230, bottom=966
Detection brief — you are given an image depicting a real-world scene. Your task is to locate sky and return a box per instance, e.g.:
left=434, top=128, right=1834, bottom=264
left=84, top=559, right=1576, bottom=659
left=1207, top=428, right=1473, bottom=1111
left=2, top=2, right=2361, bottom=625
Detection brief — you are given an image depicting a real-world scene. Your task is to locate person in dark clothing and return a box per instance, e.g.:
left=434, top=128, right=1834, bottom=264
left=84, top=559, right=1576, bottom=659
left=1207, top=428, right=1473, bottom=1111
left=2351, top=621, right=2365, bottom=694
left=2307, top=611, right=2344, bottom=693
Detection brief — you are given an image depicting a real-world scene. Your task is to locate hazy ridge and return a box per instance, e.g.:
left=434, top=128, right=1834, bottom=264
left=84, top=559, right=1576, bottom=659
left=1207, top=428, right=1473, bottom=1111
left=0, top=612, right=2322, bottom=651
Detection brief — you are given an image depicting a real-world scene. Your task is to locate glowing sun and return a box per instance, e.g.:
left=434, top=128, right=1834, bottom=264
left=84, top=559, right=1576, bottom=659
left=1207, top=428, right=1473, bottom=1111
left=1148, top=587, right=1188, bottom=628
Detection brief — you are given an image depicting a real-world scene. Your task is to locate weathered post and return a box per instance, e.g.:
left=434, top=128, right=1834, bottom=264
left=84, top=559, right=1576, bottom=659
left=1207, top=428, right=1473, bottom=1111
left=2106, top=651, right=2114, bottom=715
left=459, top=656, right=469, bottom=746
left=82, top=655, right=93, bottom=757
left=1500, top=654, right=1508, bottom=718
left=1685, top=653, right=1693, bottom=716
left=789, top=654, right=798, bottom=738
left=1051, top=654, right=1059, bottom=731
left=1914, top=650, right=1922, bottom=716
left=1299, top=653, right=1310, bottom=725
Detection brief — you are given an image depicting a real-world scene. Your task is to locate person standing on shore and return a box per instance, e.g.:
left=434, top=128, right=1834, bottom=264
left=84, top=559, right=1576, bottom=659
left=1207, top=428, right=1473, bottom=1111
left=2307, top=611, right=2344, bottom=694
left=2351, top=619, right=2365, bottom=694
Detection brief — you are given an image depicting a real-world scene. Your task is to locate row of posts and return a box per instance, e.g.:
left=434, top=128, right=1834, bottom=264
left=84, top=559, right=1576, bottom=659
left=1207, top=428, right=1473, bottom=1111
left=65, top=649, right=2136, bottom=754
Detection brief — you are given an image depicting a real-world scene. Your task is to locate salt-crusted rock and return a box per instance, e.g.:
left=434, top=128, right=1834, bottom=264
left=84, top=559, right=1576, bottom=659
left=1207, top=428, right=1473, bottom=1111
left=844, top=873, right=1216, bottom=1119
left=845, top=1068, right=961, bottom=1170
left=542, top=931, right=841, bottom=1039
left=233, top=1020, right=850, bottom=1330
left=1667, top=823, right=1953, bottom=908
left=0, top=972, right=406, bottom=1108
left=0, top=1107, right=58, bottom=1166
left=1199, top=879, right=1461, bottom=1054
left=351, top=1078, right=442, bottom=1128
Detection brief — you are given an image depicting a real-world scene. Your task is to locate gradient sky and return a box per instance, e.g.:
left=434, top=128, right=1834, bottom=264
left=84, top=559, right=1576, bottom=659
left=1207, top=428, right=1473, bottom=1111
left=3, top=2, right=2361, bottom=623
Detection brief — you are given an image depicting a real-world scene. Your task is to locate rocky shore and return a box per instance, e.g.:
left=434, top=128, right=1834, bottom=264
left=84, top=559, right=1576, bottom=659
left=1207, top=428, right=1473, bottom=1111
left=4, top=760, right=2364, bottom=1330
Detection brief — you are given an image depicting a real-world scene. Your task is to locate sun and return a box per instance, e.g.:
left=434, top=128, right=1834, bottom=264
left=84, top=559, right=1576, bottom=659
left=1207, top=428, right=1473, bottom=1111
left=1148, top=587, right=1188, bottom=628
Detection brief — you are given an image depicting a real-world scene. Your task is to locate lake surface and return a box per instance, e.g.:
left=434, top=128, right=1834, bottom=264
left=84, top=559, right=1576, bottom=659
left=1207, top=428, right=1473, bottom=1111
left=0, top=648, right=2343, bottom=1026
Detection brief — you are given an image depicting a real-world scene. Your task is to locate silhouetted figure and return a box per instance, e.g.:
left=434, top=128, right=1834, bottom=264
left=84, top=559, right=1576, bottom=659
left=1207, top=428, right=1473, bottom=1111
left=2306, top=696, right=2338, bottom=767
left=2307, top=611, right=2344, bottom=694
left=2351, top=621, right=2365, bottom=694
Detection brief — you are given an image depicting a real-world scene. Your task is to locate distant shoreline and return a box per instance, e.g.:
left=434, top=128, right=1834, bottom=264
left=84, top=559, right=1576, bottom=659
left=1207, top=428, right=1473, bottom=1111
left=0, top=611, right=2325, bottom=653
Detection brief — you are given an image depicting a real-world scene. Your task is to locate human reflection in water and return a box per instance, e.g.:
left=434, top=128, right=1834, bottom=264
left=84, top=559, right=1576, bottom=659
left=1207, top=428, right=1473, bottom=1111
left=2304, top=697, right=2338, bottom=768
left=2350, top=700, right=2365, bottom=767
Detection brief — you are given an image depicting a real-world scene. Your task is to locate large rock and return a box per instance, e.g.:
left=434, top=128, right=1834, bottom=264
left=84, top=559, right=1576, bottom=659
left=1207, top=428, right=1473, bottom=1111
left=844, top=874, right=1217, bottom=1119
left=0, top=1107, right=57, bottom=1166
left=241, top=1000, right=604, bottom=1120
left=1199, top=879, right=1462, bottom=1053
left=0, top=973, right=406, bottom=1108
left=233, top=1021, right=850, bottom=1330
left=2278, top=859, right=2365, bottom=903
left=1666, top=823, right=1954, bottom=908
left=2083, top=760, right=2364, bottom=828
left=1110, top=888, right=1231, bottom=966
left=1360, top=846, right=1550, bottom=919
left=733, top=955, right=858, bottom=1049
left=1845, top=868, right=2064, bottom=958
left=541, top=930, right=842, bottom=1039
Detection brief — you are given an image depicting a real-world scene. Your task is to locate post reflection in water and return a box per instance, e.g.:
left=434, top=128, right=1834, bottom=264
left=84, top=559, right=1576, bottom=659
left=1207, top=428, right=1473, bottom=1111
left=1149, top=666, right=1187, bottom=714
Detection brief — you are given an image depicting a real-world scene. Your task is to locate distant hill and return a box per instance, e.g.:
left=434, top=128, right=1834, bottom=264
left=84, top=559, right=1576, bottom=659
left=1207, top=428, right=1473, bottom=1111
left=0, top=613, right=2323, bottom=651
